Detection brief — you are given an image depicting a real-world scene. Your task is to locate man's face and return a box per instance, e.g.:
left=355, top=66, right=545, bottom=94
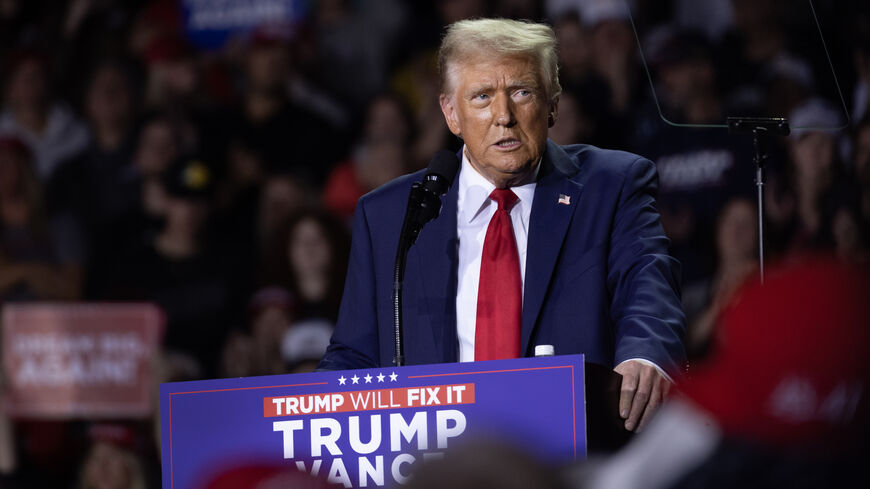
left=440, top=53, right=556, bottom=188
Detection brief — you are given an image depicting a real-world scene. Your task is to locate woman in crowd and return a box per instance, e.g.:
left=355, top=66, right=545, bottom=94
left=261, top=208, right=350, bottom=324
left=0, top=135, right=83, bottom=301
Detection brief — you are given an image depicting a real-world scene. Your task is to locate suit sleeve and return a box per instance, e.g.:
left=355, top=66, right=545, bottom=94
left=318, top=197, right=381, bottom=370
left=606, top=157, right=687, bottom=376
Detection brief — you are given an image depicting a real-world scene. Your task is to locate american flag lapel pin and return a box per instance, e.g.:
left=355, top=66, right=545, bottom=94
left=558, top=194, right=571, bottom=205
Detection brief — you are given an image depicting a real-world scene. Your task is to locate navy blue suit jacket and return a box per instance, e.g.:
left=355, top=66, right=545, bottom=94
left=319, top=141, right=687, bottom=374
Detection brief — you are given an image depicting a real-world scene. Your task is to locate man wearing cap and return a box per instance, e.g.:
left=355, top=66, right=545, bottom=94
left=320, top=18, right=686, bottom=433
left=114, top=157, right=235, bottom=376
left=585, top=258, right=870, bottom=488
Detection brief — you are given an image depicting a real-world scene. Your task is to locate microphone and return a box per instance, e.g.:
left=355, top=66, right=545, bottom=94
left=422, top=149, right=461, bottom=195
left=402, top=150, right=460, bottom=245
left=393, top=150, right=460, bottom=367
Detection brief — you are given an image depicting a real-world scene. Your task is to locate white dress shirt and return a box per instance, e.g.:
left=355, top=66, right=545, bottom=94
left=456, top=148, right=536, bottom=362
left=453, top=147, right=671, bottom=380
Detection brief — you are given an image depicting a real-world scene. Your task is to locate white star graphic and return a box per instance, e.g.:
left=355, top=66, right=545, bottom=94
left=364, top=374, right=373, bottom=383
left=377, top=373, right=385, bottom=383
left=351, top=375, right=360, bottom=384
left=389, top=371, right=398, bottom=382
left=338, top=376, right=347, bottom=385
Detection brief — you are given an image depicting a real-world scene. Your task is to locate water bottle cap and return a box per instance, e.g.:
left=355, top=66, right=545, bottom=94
left=534, top=344, right=555, bottom=356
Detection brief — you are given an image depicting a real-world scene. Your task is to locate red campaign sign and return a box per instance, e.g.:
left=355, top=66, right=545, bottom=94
left=2, top=303, right=164, bottom=419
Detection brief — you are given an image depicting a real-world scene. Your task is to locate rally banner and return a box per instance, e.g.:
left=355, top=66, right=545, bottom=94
left=181, top=0, right=309, bottom=50
left=161, top=355, right=585, bottom=489
left=2, top=303, right=164, bottom=419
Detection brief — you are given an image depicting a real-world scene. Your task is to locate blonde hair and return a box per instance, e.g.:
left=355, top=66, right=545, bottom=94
left=438, top=18, right=561, bottom=101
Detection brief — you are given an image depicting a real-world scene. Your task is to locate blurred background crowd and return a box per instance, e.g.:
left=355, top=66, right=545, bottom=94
left=0, top=0, right=868, bottom=488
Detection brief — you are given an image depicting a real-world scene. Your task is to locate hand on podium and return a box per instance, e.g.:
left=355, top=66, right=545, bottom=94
left=614, top=360, right=672, bottom=432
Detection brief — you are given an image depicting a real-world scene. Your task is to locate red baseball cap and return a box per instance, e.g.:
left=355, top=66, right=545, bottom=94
left=680, top=256, right=870, bottom=451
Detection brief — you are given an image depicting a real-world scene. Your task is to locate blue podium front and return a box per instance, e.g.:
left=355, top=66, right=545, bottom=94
left=160, top=355, right=586, bottom=488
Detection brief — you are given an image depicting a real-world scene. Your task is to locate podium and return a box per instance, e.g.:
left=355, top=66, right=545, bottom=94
left=160, top=355, right=586, bottom=489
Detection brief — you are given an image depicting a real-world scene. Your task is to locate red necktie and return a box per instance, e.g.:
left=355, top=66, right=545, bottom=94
left=475, top=188, right=522, bottom=361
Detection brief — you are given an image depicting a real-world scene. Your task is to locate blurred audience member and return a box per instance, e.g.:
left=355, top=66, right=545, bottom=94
left=671, top=0, right=734, bottom=40
left=583, top=257, right=870, bottom=489
left=553, top=11, right=591, bottom=89
left=832, top=204, right=869, bottom=263
left=282, top=318, right=334, bottom=374
left=141, top=36, right=199, bottom=113
left=47, top=59, right=143, bottom=296
left=114, top=157, right=233, bottom=377
left=682, top=197, right=758, bottom=360
left=548, top=90, right=585, bottom=146
left=391, top=50, right=456, bottom=170
left=249, top=286, right=296, bottom=376
left=0, top=51, right=89, bottom=179
left=78, top=424, right=149, bottom=489
left=78, top=111, right=190, bottom=298
left=214, top=135, right=265, bottom=215
left=256, top=172, right=313, bottom=257
left=0, top=135, right=83, bottom=301
left=584, top=1, right=640, bottom=117
left=81, top=59, right=139, bottom=155
left=0, top=384, right=15, bottom=477
left=324, top=141, right=406, bottom=219
left=767, top=99, right=846, bottom=255
left=644, top=28, right=720, bottom=125
left=127, top=0, right=183, bottom=61
left=361, top=92, right=414, bottom=145
left=234, top=27, right=343, bottom=183
left=853, top=117, right=870, bottom=225
left=762, top=53, right=815, bottom=121
left=218, top=329, right=256, bottom=379
left=850, top=34, right=870, bottom=122
left=313, top=0, right=407, bottom=111
left=219, top=288, right=331, bottom=377
left=134, top=112, right=185, bottom=221
left=718, top=0, right=789, bottom=109
left=218, top=287, right=293, bottom=379
left=209, top=134, right=267, bottom=303
left=551, top=12, right=629, bottom=149
left=7, top=419, right=86, bottom=488
left=261, top=209, right=350, bottom=324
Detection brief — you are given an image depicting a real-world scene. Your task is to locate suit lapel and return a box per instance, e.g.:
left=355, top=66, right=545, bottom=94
left=521, top=141, right=584, bottom=355
left=411, top=172, right=459, bottom=363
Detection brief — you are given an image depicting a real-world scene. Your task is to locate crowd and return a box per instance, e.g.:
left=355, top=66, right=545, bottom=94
left=0, top=0, right=868, bottom=488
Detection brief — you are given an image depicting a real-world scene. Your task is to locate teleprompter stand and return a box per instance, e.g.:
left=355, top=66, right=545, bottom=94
left=726, top=117, right=791, bottom=283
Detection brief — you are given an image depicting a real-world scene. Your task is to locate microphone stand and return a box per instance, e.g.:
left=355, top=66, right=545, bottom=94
left=727, top=117, right=790, bottom=284
left=393, top=221, right=412, bottom=368
left=393, top=181, right=444, bottom=366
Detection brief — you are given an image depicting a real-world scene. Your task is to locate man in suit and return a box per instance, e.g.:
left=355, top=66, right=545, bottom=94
left=319, top=18, right=686, bottom=433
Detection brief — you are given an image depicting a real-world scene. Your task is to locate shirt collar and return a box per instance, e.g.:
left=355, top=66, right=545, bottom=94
left=457, top=146, right=540, bottom=224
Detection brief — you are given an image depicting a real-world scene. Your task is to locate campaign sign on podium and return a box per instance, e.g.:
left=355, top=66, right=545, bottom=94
left=160, top=355, right=585, bottom=489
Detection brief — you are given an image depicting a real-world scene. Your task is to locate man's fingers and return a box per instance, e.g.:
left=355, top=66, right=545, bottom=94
left=615, top=361, right=673, bottom=431
left=624, top=368, right=651, bottom=431
left=636, top=377, right=663, bottom=432
left=618, top=370, right=638, bottom=419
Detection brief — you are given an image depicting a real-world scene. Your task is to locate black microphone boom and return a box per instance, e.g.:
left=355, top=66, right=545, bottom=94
left=393, top=150, right=460, bottom=367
